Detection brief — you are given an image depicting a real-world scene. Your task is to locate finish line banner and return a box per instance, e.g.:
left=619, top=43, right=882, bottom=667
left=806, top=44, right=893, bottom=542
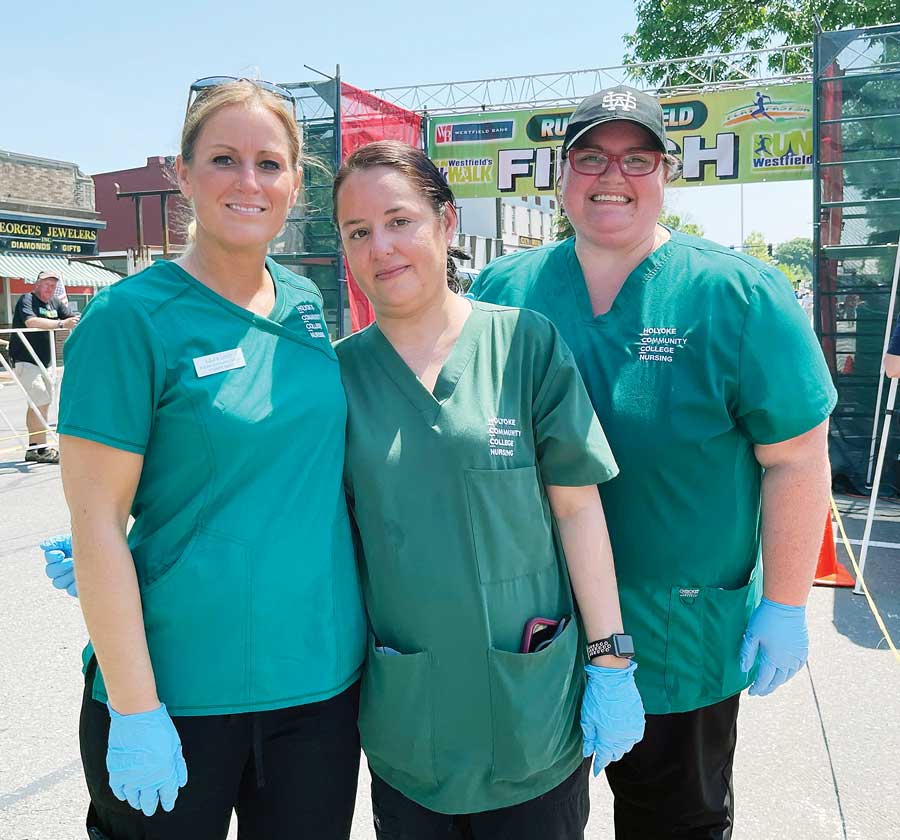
left=427, top=83, right=812, bottom=197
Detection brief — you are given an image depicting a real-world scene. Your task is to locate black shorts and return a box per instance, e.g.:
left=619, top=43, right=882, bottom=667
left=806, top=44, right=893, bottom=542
left=80, top=661, right=361, bottom=840
left=369, top=758, right=591, bottom=840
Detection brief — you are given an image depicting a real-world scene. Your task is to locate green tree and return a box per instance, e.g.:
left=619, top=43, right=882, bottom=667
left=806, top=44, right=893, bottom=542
left=554, top=211, right=574, bottom=240
left=773, top=237, right=813, bottom=275
left=776, top=262, right=811, bottom=289
left=659, top=208, right=704, bottom=237
left=624, top=1, right=893, bottom=85
left=742, top=231, right=774, bottom=263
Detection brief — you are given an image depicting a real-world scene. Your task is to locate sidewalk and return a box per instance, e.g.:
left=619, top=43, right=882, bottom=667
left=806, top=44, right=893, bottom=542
left=0, top=382, right=897, bottom=837
left=0, top=367, right=60, bottom=461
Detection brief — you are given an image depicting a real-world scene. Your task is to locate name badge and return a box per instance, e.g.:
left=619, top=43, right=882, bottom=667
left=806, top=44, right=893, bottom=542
left=193, top=348, right=246, bottom=378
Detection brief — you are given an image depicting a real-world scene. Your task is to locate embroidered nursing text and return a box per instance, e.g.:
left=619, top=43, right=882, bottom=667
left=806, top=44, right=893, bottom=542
left=636, top=326, right=688, bottom=364
left=487, top=416, right=521, bottom=458
left=295, top=303, right=327, bottom=340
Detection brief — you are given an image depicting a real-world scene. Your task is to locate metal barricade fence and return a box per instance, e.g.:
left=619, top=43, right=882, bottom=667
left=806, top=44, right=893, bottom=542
left=0, top=327, right=64, bottom=456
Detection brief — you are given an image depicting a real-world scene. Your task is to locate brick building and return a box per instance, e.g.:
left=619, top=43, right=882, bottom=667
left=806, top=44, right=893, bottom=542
left=0, top=149, right=98, bottom=215
left=92, top=156, right=187, bottom=273
left=0, top=148, right=119, bottom=328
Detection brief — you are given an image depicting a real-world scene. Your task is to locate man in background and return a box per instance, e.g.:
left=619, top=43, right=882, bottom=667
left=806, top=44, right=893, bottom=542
left=9, top=270, right=79, bottom=464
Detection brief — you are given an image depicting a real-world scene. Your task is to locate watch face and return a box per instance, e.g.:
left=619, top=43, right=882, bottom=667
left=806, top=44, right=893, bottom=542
left=613, top=635, right=635, bottom=658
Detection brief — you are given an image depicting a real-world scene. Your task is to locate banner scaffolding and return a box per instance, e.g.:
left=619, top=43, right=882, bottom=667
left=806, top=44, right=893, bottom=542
left=813, top=23, right=900, bottom=493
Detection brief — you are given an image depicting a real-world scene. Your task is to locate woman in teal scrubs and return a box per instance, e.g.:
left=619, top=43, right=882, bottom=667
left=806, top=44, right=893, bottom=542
left=52, top=79, right=365, bottom=840
left=332, top=141, right=644, bottom=838
left=43, top=130, right=644, bottom=837
left=473, top=86, right=836, bottom=839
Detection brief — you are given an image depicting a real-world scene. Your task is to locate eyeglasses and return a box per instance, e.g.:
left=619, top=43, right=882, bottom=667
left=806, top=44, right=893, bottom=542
left=565, top=148, right=663, bottom=177
left=185, top=76, right=297, bottom=121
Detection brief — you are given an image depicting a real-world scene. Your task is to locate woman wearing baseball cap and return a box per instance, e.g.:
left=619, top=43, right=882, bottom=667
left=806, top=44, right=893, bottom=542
left=473, top=84, right=836, bottom=838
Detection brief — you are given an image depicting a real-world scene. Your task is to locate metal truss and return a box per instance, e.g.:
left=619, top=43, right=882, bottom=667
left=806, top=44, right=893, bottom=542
left=369, top=43, right=813, bottom=115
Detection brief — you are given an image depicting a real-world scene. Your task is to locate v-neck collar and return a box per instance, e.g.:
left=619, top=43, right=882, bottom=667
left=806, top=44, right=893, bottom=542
left=564, top=230, right=676, bottom=327
left=370, top=301, right=491, bottom=418
left=166, top=257, right=286, bottom=324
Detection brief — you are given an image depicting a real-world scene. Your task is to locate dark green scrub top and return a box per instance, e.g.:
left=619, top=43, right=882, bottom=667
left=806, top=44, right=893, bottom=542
left=335, top=302, right=617, bottom=814
left=59, top=258, right=365, bottom=715
left=473, top=232, right=837, bottom=715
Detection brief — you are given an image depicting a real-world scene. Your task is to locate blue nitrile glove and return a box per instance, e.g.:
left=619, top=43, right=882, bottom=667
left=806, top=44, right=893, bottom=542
left=581, top=660, right=645, bottom=776
left=40, top=534, right=77, bottom=597
left=107, top=703, right=188, bottom=816
left=740, top=597, right=808, bottom=697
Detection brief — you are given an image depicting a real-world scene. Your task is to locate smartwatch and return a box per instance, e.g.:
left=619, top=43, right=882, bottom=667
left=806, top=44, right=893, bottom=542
left=586, top=634, right=635, bottom=661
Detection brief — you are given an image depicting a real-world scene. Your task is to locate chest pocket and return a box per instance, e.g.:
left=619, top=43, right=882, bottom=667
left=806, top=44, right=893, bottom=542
left=464, top=465, right=555, bottom=584
left=210, top=361, right=275, bottom=423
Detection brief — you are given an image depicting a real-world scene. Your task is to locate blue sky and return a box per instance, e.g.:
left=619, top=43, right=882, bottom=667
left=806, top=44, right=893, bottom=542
left=3, top=0, right=811, bottom=247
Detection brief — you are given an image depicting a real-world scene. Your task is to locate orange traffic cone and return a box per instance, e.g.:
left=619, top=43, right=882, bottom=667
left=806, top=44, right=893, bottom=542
left=813, top=512, right=854, bottom=587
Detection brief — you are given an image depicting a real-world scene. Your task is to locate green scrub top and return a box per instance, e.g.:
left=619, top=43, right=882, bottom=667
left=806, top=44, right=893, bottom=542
left=59, top=258, right=365, bottom=716
left=335, top=302, right=617, bottom=814
left=473, top=232, right=837, bottom=715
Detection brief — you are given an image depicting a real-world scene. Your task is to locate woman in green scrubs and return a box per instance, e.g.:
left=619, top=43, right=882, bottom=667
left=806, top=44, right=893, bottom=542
left=43, top=130, right=643, bottom=837
left=332, top=141, right=644, bottom=838
left=473, top=86, right=836, bottom=839
left=51, top=79, right=365, bottom=840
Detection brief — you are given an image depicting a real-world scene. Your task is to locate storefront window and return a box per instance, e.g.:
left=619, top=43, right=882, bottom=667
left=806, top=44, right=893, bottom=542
left=66, top=294, right=90, bottom=313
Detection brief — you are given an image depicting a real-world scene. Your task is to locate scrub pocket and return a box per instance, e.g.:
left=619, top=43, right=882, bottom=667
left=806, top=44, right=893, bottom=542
left=488, top=614, right=580, bottom=784
left=464, top=466, right=555, bottom=584
left=358, top=635, right=437, bottom=787
left=140, top=528, right=250, bottom=712
left=664, top=564, right=762, bottom=706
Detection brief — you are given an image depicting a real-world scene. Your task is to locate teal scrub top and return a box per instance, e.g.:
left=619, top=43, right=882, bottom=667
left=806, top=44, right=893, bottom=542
left=336, top=302, right=618, bottom=814
left=473, top=232, right=837, bottom=715
left=59, top=258, right=365, bottom=715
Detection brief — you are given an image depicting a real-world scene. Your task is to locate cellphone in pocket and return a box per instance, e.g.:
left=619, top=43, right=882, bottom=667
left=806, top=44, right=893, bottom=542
left=520, top=616, right=568, bottom=653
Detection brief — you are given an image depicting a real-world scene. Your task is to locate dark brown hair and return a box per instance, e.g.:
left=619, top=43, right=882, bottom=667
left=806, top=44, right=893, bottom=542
left=332, top=141, right=470, bottom=291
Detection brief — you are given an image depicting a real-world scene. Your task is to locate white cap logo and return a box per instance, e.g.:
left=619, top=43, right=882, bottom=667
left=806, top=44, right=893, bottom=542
left=602, top=91, right=637, bottom=112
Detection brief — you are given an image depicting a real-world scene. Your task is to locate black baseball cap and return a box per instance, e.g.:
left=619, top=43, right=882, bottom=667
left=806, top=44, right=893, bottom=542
left=563, top=85, right=667, bottom=155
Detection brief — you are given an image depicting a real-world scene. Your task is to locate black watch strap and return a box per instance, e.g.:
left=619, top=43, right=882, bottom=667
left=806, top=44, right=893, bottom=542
left=586, top=634, right=635, bottom=660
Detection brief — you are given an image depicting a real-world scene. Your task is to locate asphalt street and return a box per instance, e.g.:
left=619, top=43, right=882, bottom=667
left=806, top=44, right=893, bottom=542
left=1, top=378, right=898, bottom=839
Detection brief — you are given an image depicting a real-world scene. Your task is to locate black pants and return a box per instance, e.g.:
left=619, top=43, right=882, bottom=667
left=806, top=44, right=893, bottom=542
left=370, top=758, right=591, bottom=840
left=80, top=663, right=361, bottom=840
left=604, top=694, right=740, bottom=840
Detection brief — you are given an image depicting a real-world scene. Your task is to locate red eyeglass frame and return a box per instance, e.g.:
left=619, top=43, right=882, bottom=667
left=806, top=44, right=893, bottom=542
left=565, top=148, right=663, bottom=177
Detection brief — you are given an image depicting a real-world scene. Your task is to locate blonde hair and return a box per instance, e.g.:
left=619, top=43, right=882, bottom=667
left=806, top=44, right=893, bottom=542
left=178, top=80, right=305, bottom=241
left=181, top=79, right=302, bottom=168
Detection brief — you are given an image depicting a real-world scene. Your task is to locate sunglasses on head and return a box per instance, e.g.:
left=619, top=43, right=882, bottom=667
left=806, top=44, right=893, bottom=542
left=185, top=76, right=297, bottom=121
